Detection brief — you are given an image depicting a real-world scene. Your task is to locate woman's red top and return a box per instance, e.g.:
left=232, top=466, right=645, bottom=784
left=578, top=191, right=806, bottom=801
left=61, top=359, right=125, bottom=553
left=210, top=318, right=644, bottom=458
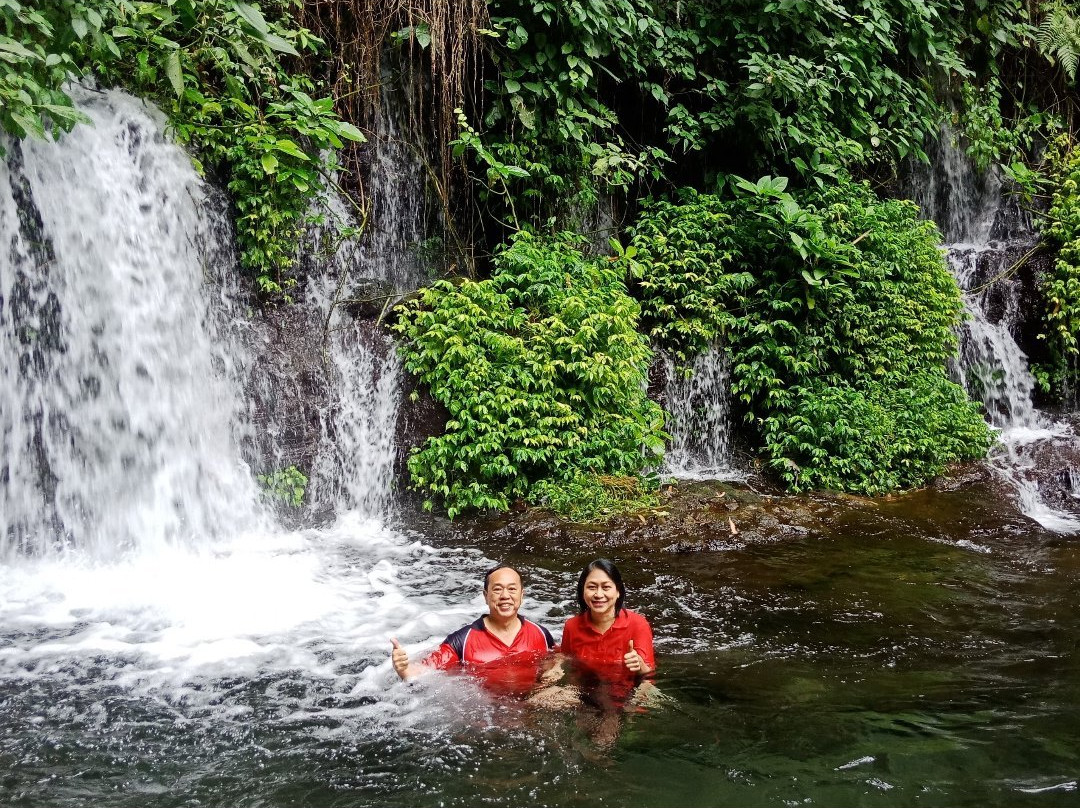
left=560, top=608, right=656, bottom=675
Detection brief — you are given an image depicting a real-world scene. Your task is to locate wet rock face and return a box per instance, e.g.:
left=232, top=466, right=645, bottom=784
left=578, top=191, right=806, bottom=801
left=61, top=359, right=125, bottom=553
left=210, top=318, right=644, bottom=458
left=415, top=456, right=1032, bottom=565
left=244, top=304, right=331, bottom=481
left=242, top=298, right=445, bottom=519
left=1022, top=416, right=1080, bottom=521
left=339, top=278, right=400, bottom=320
left=392, top=369, right=447, bottom=488
left=445, top=477, right=838, bottom=557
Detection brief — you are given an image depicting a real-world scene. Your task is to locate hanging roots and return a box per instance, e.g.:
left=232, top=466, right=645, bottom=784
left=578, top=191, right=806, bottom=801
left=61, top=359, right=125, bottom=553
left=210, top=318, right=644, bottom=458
left=295, top=0, right=489, bottom=208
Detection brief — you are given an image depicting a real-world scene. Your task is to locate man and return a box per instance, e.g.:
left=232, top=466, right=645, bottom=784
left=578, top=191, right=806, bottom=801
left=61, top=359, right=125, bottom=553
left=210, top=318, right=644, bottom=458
left=390, top=565, right=555, bottom=692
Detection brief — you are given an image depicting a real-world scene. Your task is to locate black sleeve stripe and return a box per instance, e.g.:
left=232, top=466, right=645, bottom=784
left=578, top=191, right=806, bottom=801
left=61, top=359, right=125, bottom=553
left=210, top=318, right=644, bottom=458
left=444, top=624, right=471, bottom=662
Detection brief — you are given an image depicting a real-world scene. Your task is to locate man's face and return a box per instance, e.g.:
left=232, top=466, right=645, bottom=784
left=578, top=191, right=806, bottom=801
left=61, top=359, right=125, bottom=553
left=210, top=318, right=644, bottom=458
left=485, top=567, right=524, bottom=620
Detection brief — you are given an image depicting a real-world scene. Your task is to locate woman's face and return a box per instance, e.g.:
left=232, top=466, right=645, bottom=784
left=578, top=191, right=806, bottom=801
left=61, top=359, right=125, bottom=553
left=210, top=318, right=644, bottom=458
left=582, top=568, right=619, bottom=621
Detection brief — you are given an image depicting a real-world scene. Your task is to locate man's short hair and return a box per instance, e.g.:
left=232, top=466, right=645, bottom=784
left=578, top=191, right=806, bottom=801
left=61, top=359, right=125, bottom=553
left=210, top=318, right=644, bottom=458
left=483, top=564, right=523, bottom=591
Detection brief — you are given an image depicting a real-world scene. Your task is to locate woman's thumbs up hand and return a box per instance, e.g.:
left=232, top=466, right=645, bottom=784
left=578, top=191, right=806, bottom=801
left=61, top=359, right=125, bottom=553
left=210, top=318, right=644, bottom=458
left=623, top=639, right=643, bottom=673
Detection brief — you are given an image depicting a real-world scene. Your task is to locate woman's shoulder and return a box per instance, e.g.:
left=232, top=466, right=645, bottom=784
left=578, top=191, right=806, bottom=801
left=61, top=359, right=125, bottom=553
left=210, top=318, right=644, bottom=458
left=562, top=612, right=586, bottom=630
left=622, top=609, right=652, bottom=628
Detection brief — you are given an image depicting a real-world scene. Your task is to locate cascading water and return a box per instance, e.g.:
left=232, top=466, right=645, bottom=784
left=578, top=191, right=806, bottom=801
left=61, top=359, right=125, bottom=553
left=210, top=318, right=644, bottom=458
left=912, top=131, right=1080, bottom=532
left=660, top=345, right=740, bottom=479
left=0, top=87, right=266, bottom=558
left=301, top=79, right=436, bottom=518
left=0, top=88, right=547, bottom=806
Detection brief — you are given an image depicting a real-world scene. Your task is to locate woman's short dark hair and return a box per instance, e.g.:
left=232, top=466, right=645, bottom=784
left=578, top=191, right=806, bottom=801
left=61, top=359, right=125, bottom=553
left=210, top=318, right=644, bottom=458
left=483, top=564, right=522, bottom=591
left=576, top=558, right=625, bottom=615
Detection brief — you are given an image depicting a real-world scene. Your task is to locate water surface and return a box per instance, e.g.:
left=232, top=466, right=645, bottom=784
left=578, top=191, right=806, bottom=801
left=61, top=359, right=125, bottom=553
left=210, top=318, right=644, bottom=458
left=3, top=485, right=1078, bottom=807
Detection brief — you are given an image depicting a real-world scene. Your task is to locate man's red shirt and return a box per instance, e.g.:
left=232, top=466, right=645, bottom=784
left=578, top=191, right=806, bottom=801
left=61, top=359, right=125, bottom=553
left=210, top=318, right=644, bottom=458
left=422, top=616, right=555, bottom=695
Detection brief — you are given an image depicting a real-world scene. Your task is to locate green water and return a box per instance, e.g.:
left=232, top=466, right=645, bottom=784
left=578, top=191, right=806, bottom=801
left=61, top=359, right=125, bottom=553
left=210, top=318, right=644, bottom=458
left=1, top=483, right=1078, bottom=807
left=419, top=485, right=1080, bottom=807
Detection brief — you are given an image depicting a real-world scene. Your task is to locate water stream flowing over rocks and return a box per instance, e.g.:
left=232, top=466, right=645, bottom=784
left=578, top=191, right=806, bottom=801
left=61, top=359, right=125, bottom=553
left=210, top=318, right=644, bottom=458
left=911, top=134, right=1080, bottom=532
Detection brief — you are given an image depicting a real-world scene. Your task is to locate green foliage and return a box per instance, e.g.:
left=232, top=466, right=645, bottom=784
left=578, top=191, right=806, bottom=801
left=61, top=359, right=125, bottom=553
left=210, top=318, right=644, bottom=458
left=471, top=0, right=1034, bottom=228
left=1039, top=137, right=1080, bottom=397
left=258, top=465, right=309, bottom=507
left=0, top=1, right=91, bottom=143
left=761, top=373, right=995, bottom=495
left=393, top=231, right=665, bottom=518
left=531, top=473, right=660, bottom=523
left=0, top=0, right=364, bottom=300
left=629, top=175, right=993, bottom=495
left=1037, top=1, right=1080, bottom=84
left=957, top=78, right=1030, bottom=172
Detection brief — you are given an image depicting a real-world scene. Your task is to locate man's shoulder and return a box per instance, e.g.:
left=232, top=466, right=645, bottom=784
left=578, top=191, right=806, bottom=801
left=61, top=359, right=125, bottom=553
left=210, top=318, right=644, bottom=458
left=445, top=616, right=486, bottom=640
left=443, top=617, right=486, bottom=657
left=519, top=615, right=556, bottom=647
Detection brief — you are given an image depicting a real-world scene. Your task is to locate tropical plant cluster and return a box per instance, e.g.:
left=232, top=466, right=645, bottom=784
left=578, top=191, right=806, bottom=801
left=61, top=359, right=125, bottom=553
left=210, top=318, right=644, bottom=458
left=258, top=465, right=309, bottom=507
left=470, top=0, right=1035, bottom=234
left=629, top=176, right=993, bottom=493
left=393, top=231, right=665, bottom=518
left=1039, top=137, right=1080, bottom=398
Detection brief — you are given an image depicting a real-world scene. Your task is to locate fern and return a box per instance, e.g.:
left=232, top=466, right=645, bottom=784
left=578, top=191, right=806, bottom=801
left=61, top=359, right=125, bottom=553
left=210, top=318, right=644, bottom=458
left=1037, top=3, right=1080, bottom=84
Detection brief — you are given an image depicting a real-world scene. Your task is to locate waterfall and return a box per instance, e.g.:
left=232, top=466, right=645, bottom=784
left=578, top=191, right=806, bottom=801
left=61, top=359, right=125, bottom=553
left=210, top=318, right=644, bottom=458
left=300, top=80, right=436, bottom=518
left=913, top=133, right=1080, bottom=532
left=949, top=245, right=1041, bottom=430
left=661, top=345, right=740, bottom=479
left=0, top=87, right=266, bottom=558
left=0, top=89, right=514, bottom=779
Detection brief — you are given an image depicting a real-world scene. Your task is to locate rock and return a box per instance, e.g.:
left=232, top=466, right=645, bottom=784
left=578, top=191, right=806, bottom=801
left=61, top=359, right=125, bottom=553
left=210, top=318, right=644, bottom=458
left=339, top=278, right=400, bottom=320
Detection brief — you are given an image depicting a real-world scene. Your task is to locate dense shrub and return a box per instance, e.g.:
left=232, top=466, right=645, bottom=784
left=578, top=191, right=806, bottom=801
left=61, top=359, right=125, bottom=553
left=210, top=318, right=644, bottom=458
left=629, top=175, right=994, bottom=494
left=1038, top=138, right=1080, bottom=399
left=393, top=231, right=665, bottom=518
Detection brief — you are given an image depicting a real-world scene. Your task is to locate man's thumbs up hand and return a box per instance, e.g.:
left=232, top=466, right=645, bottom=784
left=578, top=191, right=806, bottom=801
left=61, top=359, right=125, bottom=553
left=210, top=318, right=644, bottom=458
left=390, top=637, right=410, bottom=679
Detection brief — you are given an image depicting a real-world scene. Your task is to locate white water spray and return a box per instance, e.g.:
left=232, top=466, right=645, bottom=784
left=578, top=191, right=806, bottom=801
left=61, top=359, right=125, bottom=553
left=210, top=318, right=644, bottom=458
left=0, top=87, right=265, bottom=557
left=296, top=80, right=442, bottom=517
left=661, top=345, right=740, bottom=479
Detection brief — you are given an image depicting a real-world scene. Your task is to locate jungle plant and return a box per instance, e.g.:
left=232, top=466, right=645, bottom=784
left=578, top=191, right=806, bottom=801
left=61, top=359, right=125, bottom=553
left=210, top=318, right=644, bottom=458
left=1038, top=136, right=1080, bottom=398
left=1037, top=1, right=1080, bottom=85
left=0, top=0, right=365, bottom=299
left=393, top=230, right=665, bottom=518
left=958, top=78, right=1029, bottom=172
left=530, top=474, right=660, bottom=523
left=469, top=0, right=1035, bottom=232
left=629, top=175, right=993, bottom=495
left=258, top=465, right=309, bottom=507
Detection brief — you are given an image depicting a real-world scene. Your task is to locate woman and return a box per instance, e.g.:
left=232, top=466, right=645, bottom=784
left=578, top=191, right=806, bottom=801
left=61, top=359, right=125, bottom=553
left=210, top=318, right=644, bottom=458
left=561, top=558, right=655, bottom=681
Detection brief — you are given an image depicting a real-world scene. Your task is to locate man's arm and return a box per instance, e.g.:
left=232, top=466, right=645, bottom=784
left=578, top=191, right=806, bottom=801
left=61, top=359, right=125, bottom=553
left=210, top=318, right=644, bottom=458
left=391, top=637, right=463, bottom=680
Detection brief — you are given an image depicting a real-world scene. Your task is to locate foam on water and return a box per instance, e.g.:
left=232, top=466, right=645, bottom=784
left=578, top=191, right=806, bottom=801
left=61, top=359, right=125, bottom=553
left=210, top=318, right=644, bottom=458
left=0, top=515, right=507, bottom=696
